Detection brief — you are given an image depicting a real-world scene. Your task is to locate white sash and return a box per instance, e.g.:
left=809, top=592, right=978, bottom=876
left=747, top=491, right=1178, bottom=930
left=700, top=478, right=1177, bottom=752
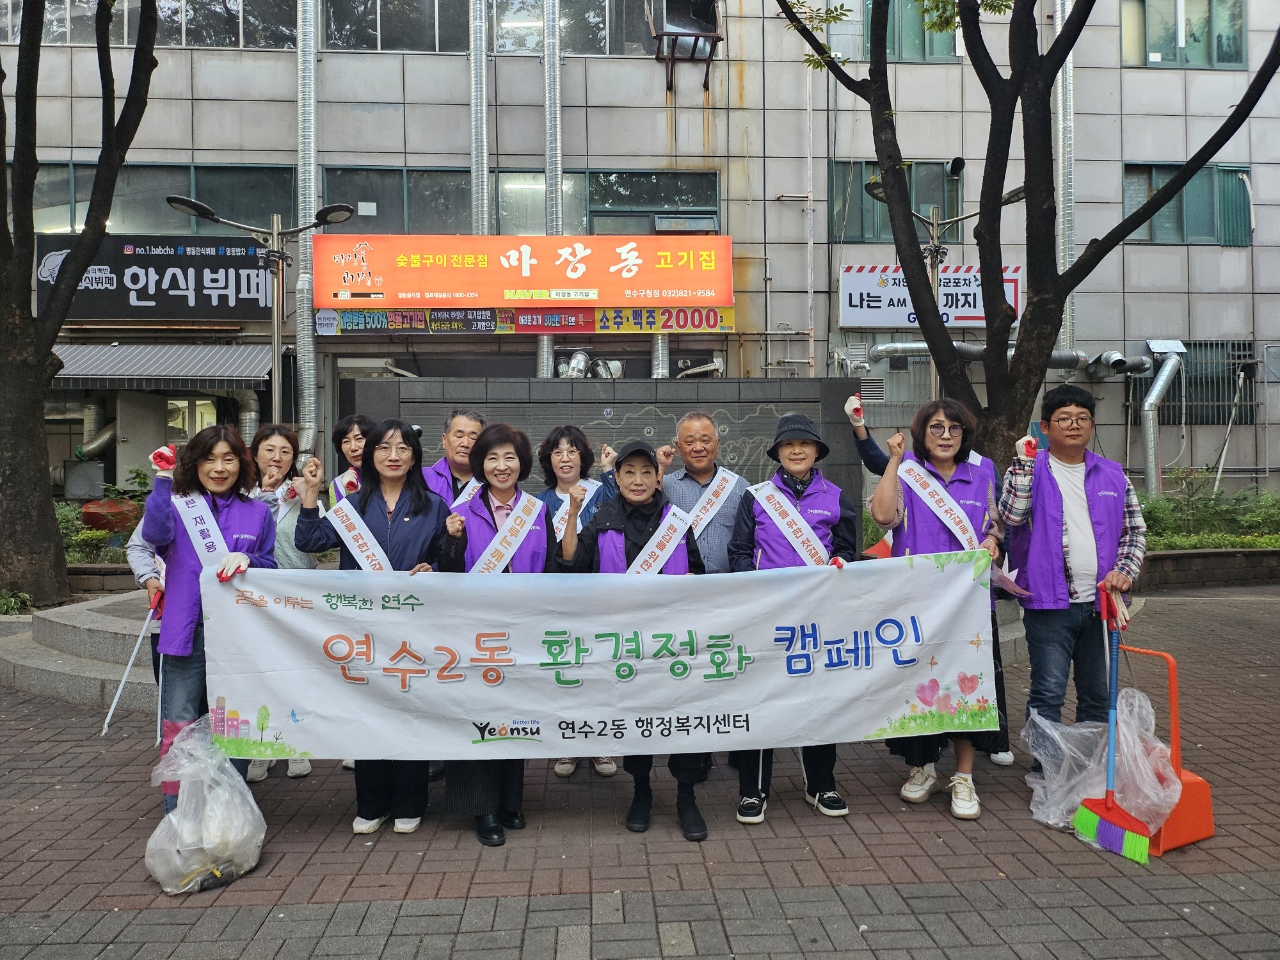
left=451, top=476, right=482, bottom=509
left=325, top=499, right=390, bottom=572
left=895, top=459, right=980, bottom=550
left=469, top=494, right=543, bottom=573
left=551, top=477, right=602, bottom=541
left=685, top=466, right=740, bottom=537
left=171, top=494, right=230, bottom=568
left=748, top=480, right=830, bottom=566
left=626, top=506, right=694, bottom=575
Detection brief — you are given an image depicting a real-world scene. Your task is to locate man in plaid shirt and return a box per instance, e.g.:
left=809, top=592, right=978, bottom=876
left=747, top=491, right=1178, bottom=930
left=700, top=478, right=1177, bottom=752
left=999, top=385, right=1146, bottom=740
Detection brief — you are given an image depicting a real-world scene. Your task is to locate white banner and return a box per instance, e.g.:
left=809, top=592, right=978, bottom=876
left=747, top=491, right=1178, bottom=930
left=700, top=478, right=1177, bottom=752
left=201, top=553, right=1000, bottom=761
left=838, top=264, right=1022, bottom=329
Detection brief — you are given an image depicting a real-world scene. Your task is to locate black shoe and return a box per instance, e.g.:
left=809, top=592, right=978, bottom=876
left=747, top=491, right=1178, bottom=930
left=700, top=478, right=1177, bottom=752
left=498, top=809, right=526, bottom=830
left=736, top=795, right=767, bottom=824
left=806, top=790, right=849, bottom=817
left=428, top=761, right=446, bottom=782
left=626, top=790, right=653, bottom=832
left=475, top=815, right=506, bottom=846
left=677, top=794, right=708, bottom=842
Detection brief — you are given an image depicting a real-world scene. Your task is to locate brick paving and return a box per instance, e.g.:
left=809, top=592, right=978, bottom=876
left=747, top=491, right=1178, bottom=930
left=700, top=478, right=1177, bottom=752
left=1, top=584, right=1278, bottom=958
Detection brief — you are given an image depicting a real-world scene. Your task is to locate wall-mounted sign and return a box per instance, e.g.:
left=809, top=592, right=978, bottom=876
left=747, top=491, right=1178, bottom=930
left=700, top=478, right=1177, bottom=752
left=315, top=306, right=736, bottom=337
left=36, top=234, right=273, bottom=322
left=313, top=235, right=735, bottom=310
left=838, top=264, right=1022, bottom=329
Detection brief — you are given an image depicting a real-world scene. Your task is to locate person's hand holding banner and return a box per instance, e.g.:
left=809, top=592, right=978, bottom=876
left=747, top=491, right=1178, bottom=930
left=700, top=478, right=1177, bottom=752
left=216, top=552, right=251, bottom=582
left=844, top=394, right=865, bottom=428
left=150, top=444, right=177, bottom=478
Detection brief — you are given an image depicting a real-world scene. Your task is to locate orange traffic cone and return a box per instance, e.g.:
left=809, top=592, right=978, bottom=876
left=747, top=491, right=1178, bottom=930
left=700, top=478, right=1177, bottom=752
left=1119, top=643, right=1215, bottom=856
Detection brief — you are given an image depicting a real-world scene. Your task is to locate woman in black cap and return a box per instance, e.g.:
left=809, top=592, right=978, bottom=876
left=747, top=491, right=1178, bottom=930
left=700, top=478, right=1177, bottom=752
left=555, top=440, right=714, bottom=842
left=726, top=413, right=861, bottom=825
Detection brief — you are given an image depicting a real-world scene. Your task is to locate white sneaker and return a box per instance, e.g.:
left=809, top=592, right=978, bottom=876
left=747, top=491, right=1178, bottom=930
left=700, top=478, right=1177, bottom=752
left=988, top=751, right=1015, bottom=767
left=341, top=759, right=356, bottom=770
left=899, top=766, right=940, bottom=803
left=352, top=815, right=386, bottom=834
left=949, top=776, right=981, bottom=819
left=245, top=759, right=270, bottom=783
left=287, top=758, right=312, bottom=778
left=553, top=758, right=579, bottom=778
left=393, top=817, right=421, bottom=834
left=593, top=757, right=618, bottom=777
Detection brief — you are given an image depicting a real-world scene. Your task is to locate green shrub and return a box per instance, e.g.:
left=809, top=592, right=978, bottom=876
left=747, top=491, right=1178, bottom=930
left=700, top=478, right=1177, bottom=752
left=0, top=590, right=32, bottom=615
left=862, top=509, right=886, bottom=550
left=1147, top=533, right=1280, bottom=551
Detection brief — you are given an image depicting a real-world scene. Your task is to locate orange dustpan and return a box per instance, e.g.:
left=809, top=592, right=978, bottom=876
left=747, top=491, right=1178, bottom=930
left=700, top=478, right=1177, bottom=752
left=1119, top=642, right=1215, bottom=856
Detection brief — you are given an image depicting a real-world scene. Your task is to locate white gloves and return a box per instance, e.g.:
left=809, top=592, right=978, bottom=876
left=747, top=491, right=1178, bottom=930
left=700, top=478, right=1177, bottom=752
left=216, top=552, right=251, bottom=582
left=1014, top=435, right=1038, bottom=462
left=844, top=394, right=864, bottom=428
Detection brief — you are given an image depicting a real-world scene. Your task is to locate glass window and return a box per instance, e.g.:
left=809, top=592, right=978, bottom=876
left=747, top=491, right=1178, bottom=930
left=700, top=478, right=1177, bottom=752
left=852, top=0, right=957, bottom=62
left=193, top=166, right=296, bottom=234
left=379, top=0, right=434, bottom=51
left=42, top=0, right=67, bottom=42
left=33, top=165, right=74, bottom=233
left=592, top=214, right=653, bottom=235
left=407, top=170, right=472, bottom=234
left=562, top=0, right=605, bottom=55
left=495, top=0, right=543, bottom=53
left=588, top=171, right=717, bottom=211
left=74, top=165, right=192, bottom=234
left=438, top=0, right=468, bottom=49
left=1182, top=168, right=1216, bottom=242
left=1123, top=167, right=1152, bottom=242
left=1123, top=163, right=1248, bottom=245
left=325, top=168, right=405, bottom=233
left=69, top=0, right=123, bottom=43
left=185, top=0, right=241, bottom=47
left=494, top=171, right=587, bottom=234
left=243, top=0, right=297, bottom=48
left=325, top=0, right=377, bottom=48
left=609, top=0, right=654, bottom=55
left=1134, top=0, right=1245, bottom=67
left=830, top=161, right=961, bottom=243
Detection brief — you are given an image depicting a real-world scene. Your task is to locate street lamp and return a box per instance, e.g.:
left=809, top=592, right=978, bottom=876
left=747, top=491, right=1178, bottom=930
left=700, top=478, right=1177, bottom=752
left=864, top=174, right=1025, bottom=398
left=165, top=196, right=354, bottom=425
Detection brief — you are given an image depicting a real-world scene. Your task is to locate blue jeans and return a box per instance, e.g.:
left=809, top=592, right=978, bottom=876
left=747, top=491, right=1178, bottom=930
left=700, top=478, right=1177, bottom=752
left=160, top=622, right=248, bottom=814
left=1023, top=604, right=1109, bottom=725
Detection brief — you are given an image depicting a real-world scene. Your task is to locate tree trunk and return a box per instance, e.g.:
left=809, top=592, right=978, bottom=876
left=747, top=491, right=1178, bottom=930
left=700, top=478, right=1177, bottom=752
left=0, top=352, right=68, bottom=605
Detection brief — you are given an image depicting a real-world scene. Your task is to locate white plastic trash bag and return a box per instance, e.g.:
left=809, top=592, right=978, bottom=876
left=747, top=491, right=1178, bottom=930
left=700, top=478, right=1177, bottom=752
left=1020, top=687, right=1182, bottom=834
left=146, top=715, right=267, bottom=895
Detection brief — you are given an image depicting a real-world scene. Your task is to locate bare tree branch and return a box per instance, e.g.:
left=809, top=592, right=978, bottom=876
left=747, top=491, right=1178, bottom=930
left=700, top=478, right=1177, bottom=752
left=957, top=0, right=1005, bottom=99
left=37, top=0, right=159, bottom=354
left=8, top=0, right=46, bottom=332
left=0, top=66, right=13, bottom=277
left=1043, top=0, right=1099, bottom=80
left=775, top=0, right=873, bottom=100
left=1061, top=24, right=1280, bottom=293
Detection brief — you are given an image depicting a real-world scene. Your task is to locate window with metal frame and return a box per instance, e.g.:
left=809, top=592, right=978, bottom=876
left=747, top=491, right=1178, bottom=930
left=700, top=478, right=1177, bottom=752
left=830, top=161, right=961, bottom=244
left=7, top=0, right=299, bottom=48
left=1122, top=164, right=1251, bottom=246
left=1120, top=0, right=1245, bottom=68
left=1130, top=340, right=1256, bottom=427
left=828, top=0, right=957, bottom=63
left=588, top=171, right=718, bottom=234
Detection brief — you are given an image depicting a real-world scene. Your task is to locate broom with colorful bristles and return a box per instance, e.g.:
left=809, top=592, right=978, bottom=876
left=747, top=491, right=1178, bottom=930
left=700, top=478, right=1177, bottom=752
left=1072, top=589, right=1151, bottom=865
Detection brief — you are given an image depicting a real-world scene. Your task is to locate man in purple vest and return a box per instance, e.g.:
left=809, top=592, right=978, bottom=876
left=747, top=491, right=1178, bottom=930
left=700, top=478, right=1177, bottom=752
left=1001, top=384, right=1147, bottom=742
left=423, top=409, right=486, bottom=505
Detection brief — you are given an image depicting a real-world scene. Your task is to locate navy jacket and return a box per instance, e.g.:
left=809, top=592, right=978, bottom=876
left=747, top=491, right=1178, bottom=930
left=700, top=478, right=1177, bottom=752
left=295, top=487, right=447, bottom=572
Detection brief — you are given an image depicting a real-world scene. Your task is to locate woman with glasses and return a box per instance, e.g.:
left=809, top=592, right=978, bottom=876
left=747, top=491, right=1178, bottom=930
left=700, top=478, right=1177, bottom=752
left=868, top=399, right=1006, bottom=821
left=295, top=419, right=448, bottom=836
left=534, top=425, right=619, bottom=781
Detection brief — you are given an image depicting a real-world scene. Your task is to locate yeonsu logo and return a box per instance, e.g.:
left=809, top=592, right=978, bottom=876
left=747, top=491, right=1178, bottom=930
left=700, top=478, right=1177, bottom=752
left=471, top=720, right=542, bottom=744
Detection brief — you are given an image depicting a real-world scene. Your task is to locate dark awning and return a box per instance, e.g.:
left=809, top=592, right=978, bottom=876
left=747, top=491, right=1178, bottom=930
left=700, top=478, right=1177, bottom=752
left=52, top=343, right=272, bottom=390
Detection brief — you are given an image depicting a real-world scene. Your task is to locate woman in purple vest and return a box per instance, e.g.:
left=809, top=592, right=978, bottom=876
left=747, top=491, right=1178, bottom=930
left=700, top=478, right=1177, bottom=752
left=142, top=426, right=277, bottom=814
left=556, top=440, right=713, bottom=842
left=436, top=424, right=554, bottom=847
left=329, top=413, right=374, bottom=505
left=726, top=414, right=860, bottom=825
left=868, top=399, right=1003, bottom=820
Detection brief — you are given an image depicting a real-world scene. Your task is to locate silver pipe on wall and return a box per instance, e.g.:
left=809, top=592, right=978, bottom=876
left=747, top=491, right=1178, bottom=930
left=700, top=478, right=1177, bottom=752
left=540, top=0, right=562, bottom=378
left=235, top=391, right=261, bottom=441
left=1142, top=353, right=1182, bottom=497
left=867, top=341, right=1089, bottom=369
left=294, top=0, right=318, bottom=457
left=651, top=332, right=671, bottom=379
left=1054, top=0, right=1076, bottom=351
left=470, top=0, right=489, bottom=237
left=82, top=402, right=102, bottom=444
left=76, top=423, right=116, bottom=460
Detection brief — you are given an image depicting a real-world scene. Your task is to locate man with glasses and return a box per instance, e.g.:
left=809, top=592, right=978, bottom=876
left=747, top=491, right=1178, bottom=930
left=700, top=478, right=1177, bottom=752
left=999, top=385, right=1146, bottom=744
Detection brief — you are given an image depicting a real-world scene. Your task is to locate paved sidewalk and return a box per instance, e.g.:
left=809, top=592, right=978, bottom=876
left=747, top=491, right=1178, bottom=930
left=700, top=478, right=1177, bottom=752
left=1, top=585, right=1278, bottom=958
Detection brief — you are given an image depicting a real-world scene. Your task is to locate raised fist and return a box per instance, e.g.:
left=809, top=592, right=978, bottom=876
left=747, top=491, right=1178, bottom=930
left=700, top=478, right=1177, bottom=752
left=599, top=444, right=617, bottom=471
left=886, top=432, right=906, bottom=459
left=656, top=445, right=676, bottom=471
left=446, top=513, right=466, bottom=538
left=1015, top=435, right=1038, bottom=461
left=150, top=444, right=177, bottom=477
left=301, top=457, right=324, bottom=493
left=567, top=484, right=588, bottom=511
left=844, top=394, right=865, bottom=428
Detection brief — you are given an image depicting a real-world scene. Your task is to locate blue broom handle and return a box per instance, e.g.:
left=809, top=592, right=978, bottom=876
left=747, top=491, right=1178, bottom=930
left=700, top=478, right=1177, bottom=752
left=1106, top=616, right=1120, bottom=795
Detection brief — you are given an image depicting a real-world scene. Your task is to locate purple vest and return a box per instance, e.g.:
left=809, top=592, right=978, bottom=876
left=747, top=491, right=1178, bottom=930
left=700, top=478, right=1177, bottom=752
left=598, top=504, right=690, bottom=575
left=460, top=489, right=549, bottom=573
left=1006, top=450, right=1127, bottom=611
left=751, top=468, right=842, bottom=570
left=423, top=457, right=461, bottom=504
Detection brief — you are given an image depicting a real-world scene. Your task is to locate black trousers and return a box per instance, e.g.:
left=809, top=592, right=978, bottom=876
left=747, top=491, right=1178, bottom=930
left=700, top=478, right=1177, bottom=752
left=623, top=753, right=712, bottom=787
left=730, top=744, right=837, bottom=798
left=354, top=760, right=430, bottom=820
left=444, top=759, right=525, bottom=816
